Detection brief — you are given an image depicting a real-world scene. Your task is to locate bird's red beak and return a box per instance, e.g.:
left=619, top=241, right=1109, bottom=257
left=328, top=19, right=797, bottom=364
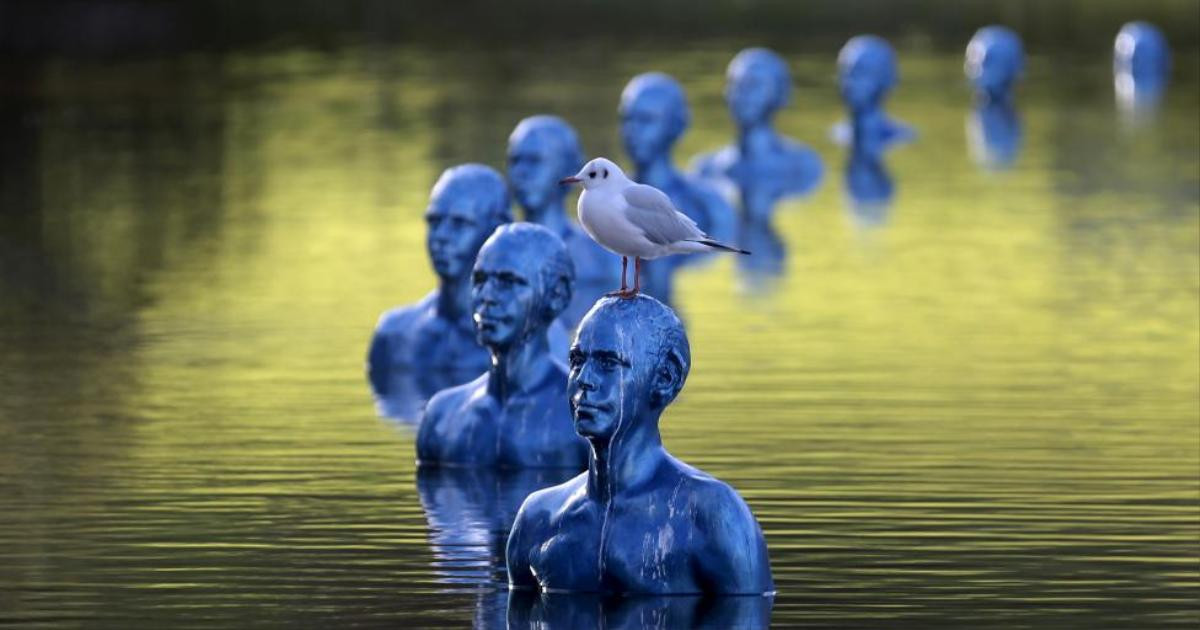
left=559, top=176, right=581, bottom=185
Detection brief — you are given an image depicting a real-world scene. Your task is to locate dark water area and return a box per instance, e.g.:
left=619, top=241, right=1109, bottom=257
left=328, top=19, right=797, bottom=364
left=1, top=3, right=1199, bottom=627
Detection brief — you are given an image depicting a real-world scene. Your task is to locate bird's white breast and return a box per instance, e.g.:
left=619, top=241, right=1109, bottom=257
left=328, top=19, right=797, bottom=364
left=577, top=188, right=664, bottom=259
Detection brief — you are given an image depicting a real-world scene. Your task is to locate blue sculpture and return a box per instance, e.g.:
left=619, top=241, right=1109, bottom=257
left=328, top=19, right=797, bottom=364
left=692, top=48, right=823, bottom=223
left=1114, top=21, right=1170, bottom=116
left=366, top=164, right=511, bottom=421
left=965, top=26, right=1024, bottom=168
left=507, top=591, right=772, bottom=629
left=507, top=295, right=773, bottom=595
left=507, top=115, right=620, bottom=328
left=619, top=72, right=737, bottom=303
left=844, top=141, right=894, bottom=227
left=832, top=35, right=914, bottom=153
left=417, top=223, right=590, bottom=468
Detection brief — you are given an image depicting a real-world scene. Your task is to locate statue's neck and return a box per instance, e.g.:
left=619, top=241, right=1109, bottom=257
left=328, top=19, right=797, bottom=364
left=487, top=332, right=553, bottom=403
left=523, top=199, right=571, bottom=237
left=434, top=276, right=472, bottom=326
left=738, top=120, right=777, bottom=157
left=586, top=420, right=664, bottom=502
left=635, top=154, right=679, bottom=187
left=976, top=87, right=1014, bottom=107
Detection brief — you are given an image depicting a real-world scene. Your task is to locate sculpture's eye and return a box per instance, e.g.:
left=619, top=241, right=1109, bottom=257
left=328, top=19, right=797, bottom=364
left=588, top=171, right=596, bottom=178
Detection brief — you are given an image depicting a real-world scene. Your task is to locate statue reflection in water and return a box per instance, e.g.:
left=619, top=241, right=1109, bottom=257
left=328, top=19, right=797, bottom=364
left=692, top=48, right=823, bottom=290
left=507, top=296, right=774, bottom=600
left=366, top=164, right=511, bottom=421
left=619, top=72, right=737, bottom=304
left=417, top=223, right=589, bottom=468
left=965, top=26, right=1024, bottom=169
left=507, top=115, right=619, bottom=328
left=1114, top=21, right=1170, bottom=120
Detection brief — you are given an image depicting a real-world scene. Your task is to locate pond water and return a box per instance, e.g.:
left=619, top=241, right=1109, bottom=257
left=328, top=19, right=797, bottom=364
left=1, top=38, right=1197, bottom=628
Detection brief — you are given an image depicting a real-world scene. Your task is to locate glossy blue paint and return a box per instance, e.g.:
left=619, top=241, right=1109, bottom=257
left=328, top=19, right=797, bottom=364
left=507, top=591, right=772, bottom=628
left=619, top=72, right=737, bottom=303
left=507, top=295, right=773, bottom=595
left=844, top=140, right=894, bottom=227
left=417, top=223, right=589, bottom=468
left=366, top=164, right=512, bottom=421
left=1114, top=21, right=1171, bottom=115
left=966, top=26, right=1025, bottom=103
left=507, top=115, right=620, bottom=327
left=692, top=48, right=823, bottom=223
left=833, top=35, right=914, bottom=153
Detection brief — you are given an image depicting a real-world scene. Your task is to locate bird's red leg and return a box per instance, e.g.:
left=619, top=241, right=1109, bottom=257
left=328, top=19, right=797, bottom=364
left=607, top=256, right=629, bottom=297
left=630, top=257, right=642, bottom=297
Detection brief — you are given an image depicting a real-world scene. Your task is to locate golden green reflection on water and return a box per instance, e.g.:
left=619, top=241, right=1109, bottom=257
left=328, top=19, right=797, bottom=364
left=1, top=41, right=1197, bottom=627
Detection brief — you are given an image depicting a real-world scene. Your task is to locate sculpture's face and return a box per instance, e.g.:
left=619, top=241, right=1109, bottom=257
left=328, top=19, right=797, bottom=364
left=620, top=89, right=680, bottom=165
left=507, top=131, right=561, bottom=211
left=471, top=240, right=543, bottom=349
left=838, top=49, right=893, bottom=113
left=727, top=63, right=779, bottom=127
left=567, top=310, right=649, bottom=442
left=966, top=37, right=1020, bottom=96
left=425, top=192, right=492, bottom=280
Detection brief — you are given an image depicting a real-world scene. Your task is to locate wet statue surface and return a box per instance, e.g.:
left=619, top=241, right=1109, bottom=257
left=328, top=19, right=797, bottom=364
left=417, top=223, right=589, bottom=468
left=506, top=295, right=773, bottom=595
left=366, top=164, right=512, bottom=420
left=507, top=591, right=772, bottom=629
left=833, top=35, right=915, bottom=154
left=965, top=26, right=1024, bottom=169
left=1114, top=21, right=1171, bottom=117
left=507, top=115, right=619, bottom=328
left=619, top=72, right=736, bottom=304
left=692, top=47, right=823, bottom=223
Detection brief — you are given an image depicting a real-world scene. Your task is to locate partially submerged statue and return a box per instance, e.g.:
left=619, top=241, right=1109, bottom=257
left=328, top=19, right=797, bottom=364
left=965, top=26, right=1024, bottom=168
left=367, top=164, right=511, bottom=420
left=417, top=223, right=589, bottom=468
left=620, top=72, right=736, bottom=303
left=833, top=35, right=914, bottom=153
left=507, top=115, right=619, bottom=327
left=692, top=47, right=823, bottom=223
left=507, top=295, right=773, bottom=594
left=507, top=591, right=772, bottom=629
left=844, top=141, right=894, bottom=227
left=1114, top=21, right=1170, bottom=116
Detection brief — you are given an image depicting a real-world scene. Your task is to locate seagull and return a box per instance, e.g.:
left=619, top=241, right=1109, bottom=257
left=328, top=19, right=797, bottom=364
left=560, top=157, right=749, bottom=298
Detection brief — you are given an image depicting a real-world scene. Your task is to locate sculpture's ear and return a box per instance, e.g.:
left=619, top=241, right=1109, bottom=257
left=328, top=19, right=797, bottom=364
left=649, top=349, right=686, bottom=410
left=543, top=274, right=572, bottom=322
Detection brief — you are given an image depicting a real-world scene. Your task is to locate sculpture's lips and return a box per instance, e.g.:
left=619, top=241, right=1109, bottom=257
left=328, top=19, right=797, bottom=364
left=573, top=402, right=609, bottom=421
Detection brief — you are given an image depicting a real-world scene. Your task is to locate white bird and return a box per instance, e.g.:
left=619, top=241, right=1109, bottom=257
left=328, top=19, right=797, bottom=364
left=559, top=157, right=749, bottom=297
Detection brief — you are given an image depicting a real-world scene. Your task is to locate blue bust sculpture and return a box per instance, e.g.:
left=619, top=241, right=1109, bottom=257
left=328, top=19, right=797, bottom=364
left=507, top=591, right=772, bottom=629
left=620, top=72, right=737, bottom=303
left=417, top=223, right=590, bottom=468
left=367, top=164, right=511, bottom=420
left=844, top=141, right=894, bottom=227
left=965, top=26, right=1024, bottom=168
left=506, top=295, right=773, bottom=595
left=833, top=35, right=914, bottom=153
left=692, top=47, right=823, bottom=223
left=507, top=115, right=619, bottom=327
left=1114, top=21, right=1170, bottom=115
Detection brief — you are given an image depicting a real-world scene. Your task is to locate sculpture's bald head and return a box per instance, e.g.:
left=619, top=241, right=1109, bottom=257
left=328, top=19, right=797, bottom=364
left=620, top=73, right=690, bottom=165
left=425, top=164, right=512, bottom=280
left=472, top=223, right=575, bottom=350
left=965, top=26, right=1024, bottom=99
left=838, top=35, right=898, bottom=113
left=568, top=295, right=690, bottom=443
left=727, top=47, right=792, bottom=127
left=507, top=115, right=584, bottom=212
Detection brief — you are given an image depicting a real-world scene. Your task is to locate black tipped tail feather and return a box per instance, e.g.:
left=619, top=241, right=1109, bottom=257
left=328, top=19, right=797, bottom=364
left=694, top=239, right=751, bottom=255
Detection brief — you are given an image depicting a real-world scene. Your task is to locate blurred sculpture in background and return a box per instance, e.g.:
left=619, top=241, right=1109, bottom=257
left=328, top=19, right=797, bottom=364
left=507, top=115, right=619, bottom=327
left=693, top=47, right=823, bottom=222
left=507, top=295, right=773, bottom=595
left=417, top=223, right=589, bottom=468
left=367, top=164, right=511, bottom=421
left=507, top=591, right=772, bottom=629
left=833, top=35, right=914, bottom=153
left=620, top=72, right=737, bottom=304
left=843, top=140, right=894, bottom=227
left=965, top=26, right=1024, bottom=169
left=1114, top=21, right=1171, bottom=119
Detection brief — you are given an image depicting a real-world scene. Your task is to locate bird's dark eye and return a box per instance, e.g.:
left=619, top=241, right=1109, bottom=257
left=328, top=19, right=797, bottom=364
left=589, top=171, right=596, bottom=178
left=603, top=169, right=608, bottom=178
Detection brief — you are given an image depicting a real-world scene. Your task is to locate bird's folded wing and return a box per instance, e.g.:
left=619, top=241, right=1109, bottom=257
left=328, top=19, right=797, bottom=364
left=622, top=184, right=704, bottom=245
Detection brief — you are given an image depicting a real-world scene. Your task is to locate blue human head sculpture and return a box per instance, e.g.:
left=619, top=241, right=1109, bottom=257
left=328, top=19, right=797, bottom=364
left=568, top=295, right=689, bottom=443
left=472, top=223, right=575, bottom=351
left=620, top=72, right=690, bottom=166
left=425, top=164, right=512, bottom=281
left=507, top=116, right=585, bottom=213
left=965, top=26, right=1024, bottom=101
left=837, top=35, right=899, bottom=114
left=1114, top=21, right=1170, bottom=109
left=726, top=47, right=791, bottom=128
